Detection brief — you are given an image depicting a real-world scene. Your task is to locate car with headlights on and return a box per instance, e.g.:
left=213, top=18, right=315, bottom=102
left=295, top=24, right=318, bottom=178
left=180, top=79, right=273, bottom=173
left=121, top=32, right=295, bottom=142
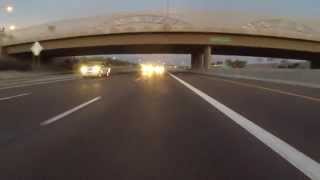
left=79, top=62, right=111, bottom=78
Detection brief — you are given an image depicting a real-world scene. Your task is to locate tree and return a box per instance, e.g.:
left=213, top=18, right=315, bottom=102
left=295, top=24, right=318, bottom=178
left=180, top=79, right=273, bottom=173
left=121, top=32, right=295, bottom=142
left=48, top=25, right=56, bottom=32
left=226, top=59, right=247, bottom=68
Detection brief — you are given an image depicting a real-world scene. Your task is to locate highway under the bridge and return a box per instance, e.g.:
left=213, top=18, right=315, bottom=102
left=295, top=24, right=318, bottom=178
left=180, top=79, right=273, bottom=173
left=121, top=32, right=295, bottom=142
left=0, top=72, right=319, bottom=180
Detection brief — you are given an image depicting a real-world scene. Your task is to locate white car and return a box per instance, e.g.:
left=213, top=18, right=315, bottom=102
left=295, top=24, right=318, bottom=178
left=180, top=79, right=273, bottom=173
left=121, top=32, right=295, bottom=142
left=80, top=62, right=111, bottom=77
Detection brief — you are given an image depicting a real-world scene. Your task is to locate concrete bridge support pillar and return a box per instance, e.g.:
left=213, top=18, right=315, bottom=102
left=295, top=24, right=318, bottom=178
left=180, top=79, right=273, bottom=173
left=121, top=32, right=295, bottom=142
left=191, top=46, right=212, bottom=71
left=191, top=53, right=197, bottom=69
left=191, top=52, right=203, bottom=70
left=0, top=46, right=8, bottom=60
left=203, top=45, right=212, bottom=71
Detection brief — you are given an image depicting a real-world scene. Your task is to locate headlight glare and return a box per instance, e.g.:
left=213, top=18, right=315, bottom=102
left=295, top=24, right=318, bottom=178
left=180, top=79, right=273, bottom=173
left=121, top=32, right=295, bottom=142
left=92, top=65, right=101, bottom=74
left=80, top=66, right=88, bottom=74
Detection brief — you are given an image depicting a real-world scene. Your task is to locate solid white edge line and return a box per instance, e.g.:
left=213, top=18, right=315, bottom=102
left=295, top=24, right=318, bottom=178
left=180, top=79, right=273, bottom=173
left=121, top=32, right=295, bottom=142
left=0, top=93, right=31, bottom=101
left=40, top=96, right=101, bottom=126
left=170, top=73, right=320, bottom=180
left=0, top=77, right=77, bottom=90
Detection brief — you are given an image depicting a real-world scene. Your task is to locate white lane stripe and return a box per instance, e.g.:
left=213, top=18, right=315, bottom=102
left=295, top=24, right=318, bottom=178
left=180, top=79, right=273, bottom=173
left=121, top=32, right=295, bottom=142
left=0, top=93, right=31, bottom=101
left=0, top=78, right=77, bottom=90
left=170, top=74, right=320, bottom=180
left=40, top=96, right=101, bottom=126
left=0, top=75, right=75, bottom=84
left=0, top=76, right=76, bottom=86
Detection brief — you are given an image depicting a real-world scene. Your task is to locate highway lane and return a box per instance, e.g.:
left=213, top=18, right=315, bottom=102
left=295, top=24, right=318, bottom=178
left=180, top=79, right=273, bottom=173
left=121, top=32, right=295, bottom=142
left=0, top=75, right=126, bottom=145
left=176, top=73, right=320, bottom=162
left=0, top=73, right=316, bottom=179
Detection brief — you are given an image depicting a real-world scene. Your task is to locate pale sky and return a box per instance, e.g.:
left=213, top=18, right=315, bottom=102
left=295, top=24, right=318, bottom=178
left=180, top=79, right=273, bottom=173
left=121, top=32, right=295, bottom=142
left=1, top=0, right=319, bottom=28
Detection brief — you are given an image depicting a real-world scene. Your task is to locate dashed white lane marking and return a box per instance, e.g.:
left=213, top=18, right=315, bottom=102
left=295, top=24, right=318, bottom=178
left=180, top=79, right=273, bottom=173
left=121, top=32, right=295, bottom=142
left=170, top=74, right=320, bottom=180
left=40, top=96, right=101, bottom=126
left=0, top=93, right=31, bottom=101
left=0, top=75, right=75, bottom=84
left=0, top=78, right=77, bottom=90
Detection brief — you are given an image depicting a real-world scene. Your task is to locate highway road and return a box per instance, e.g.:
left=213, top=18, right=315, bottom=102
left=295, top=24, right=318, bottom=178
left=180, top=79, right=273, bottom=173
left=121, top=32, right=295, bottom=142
left=0, top=72, right=319, bottom=180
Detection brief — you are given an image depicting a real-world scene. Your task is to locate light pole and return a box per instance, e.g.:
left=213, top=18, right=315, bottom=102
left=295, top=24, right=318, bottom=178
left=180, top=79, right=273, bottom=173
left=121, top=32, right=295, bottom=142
left=0, top=3, right=15, bottom=43
left=164, top=0, right=171, bottom=31
left=8, top=24, right=15, bottom=31
left=0, top=2, right=15, bottom=59
left=5, top=5, right=13, bottom=13
left=166, top=0, right=169, bottom=19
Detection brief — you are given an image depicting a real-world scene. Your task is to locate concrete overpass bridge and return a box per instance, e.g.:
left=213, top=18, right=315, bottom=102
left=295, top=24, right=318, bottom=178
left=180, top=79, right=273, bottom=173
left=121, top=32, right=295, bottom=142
left=1, top=11, right=320, bottom=68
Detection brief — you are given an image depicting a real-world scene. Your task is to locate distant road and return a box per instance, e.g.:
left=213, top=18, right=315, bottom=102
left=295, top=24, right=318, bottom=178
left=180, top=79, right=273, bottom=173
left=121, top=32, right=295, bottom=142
left=0, top=72, right=319, bottom=180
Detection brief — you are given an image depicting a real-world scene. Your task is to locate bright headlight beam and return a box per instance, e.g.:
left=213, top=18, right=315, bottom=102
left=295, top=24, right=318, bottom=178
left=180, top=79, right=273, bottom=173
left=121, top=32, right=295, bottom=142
left=92, top=65, right=101, bottom=74
left=80, top=66, right=88, bottom=74
left=154, top=66, right=165, bottom=74
left=141, top=64, right=153, bottom=73
left=140, top=64, right=165, bottom=76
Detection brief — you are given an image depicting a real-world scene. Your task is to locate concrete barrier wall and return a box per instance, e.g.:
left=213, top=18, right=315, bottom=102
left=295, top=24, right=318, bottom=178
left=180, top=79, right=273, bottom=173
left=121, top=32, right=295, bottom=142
left=193, top=68, right=320, bottom=88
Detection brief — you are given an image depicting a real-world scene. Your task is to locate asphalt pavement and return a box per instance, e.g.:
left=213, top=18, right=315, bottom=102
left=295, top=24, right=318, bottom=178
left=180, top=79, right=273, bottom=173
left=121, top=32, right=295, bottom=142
left=0, top=72, right=319, bottom=180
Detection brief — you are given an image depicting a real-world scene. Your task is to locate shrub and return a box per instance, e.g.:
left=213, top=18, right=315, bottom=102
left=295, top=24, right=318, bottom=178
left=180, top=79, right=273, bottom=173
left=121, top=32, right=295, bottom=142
left=0, top=57, right=31, bottom=71
left=226, top=59, right=247, bottom=68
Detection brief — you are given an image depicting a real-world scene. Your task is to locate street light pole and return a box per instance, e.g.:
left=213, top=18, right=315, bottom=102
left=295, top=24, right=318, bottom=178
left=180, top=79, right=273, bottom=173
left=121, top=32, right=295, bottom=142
left=0, top=3, right=15, bottom=44
left=166, top=0, right=169, bottom=19
left=0, top=3, right=15, bottom=58
left=164, top=0, right=171, bottom=31
left=5, top=5, right=13, bottom=13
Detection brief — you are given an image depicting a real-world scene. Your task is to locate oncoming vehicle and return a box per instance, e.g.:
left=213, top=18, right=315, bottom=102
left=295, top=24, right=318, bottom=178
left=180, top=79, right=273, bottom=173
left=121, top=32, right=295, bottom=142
left=79, top=61, right=111, bottom=78
left=140, top=64, right=165, bottom=76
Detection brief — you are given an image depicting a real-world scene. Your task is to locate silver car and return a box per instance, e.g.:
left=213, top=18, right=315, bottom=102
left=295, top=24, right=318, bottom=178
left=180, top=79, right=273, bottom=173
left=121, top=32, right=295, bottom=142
left=80, top=62, right=111, bottom=77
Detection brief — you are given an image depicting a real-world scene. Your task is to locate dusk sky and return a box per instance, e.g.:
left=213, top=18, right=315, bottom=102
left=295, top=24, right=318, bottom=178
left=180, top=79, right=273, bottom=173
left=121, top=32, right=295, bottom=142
left=1, top=0, right=319, bottom=28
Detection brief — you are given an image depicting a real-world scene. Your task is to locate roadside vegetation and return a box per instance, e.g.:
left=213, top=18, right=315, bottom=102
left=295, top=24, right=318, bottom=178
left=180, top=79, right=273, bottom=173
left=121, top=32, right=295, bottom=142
left=225, top=59, right=247, bottom=68
left=0, top=57, right=31, bottom=71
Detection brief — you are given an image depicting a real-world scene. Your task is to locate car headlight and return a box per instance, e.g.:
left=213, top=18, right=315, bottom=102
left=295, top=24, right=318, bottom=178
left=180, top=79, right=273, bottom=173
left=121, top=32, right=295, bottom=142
left=141, top=64, right=154, bottom=75
left=92, top=65, right=101, bottom=74
left=154, top=66, right=165, bottom=74
left=80, top=66, right=88, bottom=74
